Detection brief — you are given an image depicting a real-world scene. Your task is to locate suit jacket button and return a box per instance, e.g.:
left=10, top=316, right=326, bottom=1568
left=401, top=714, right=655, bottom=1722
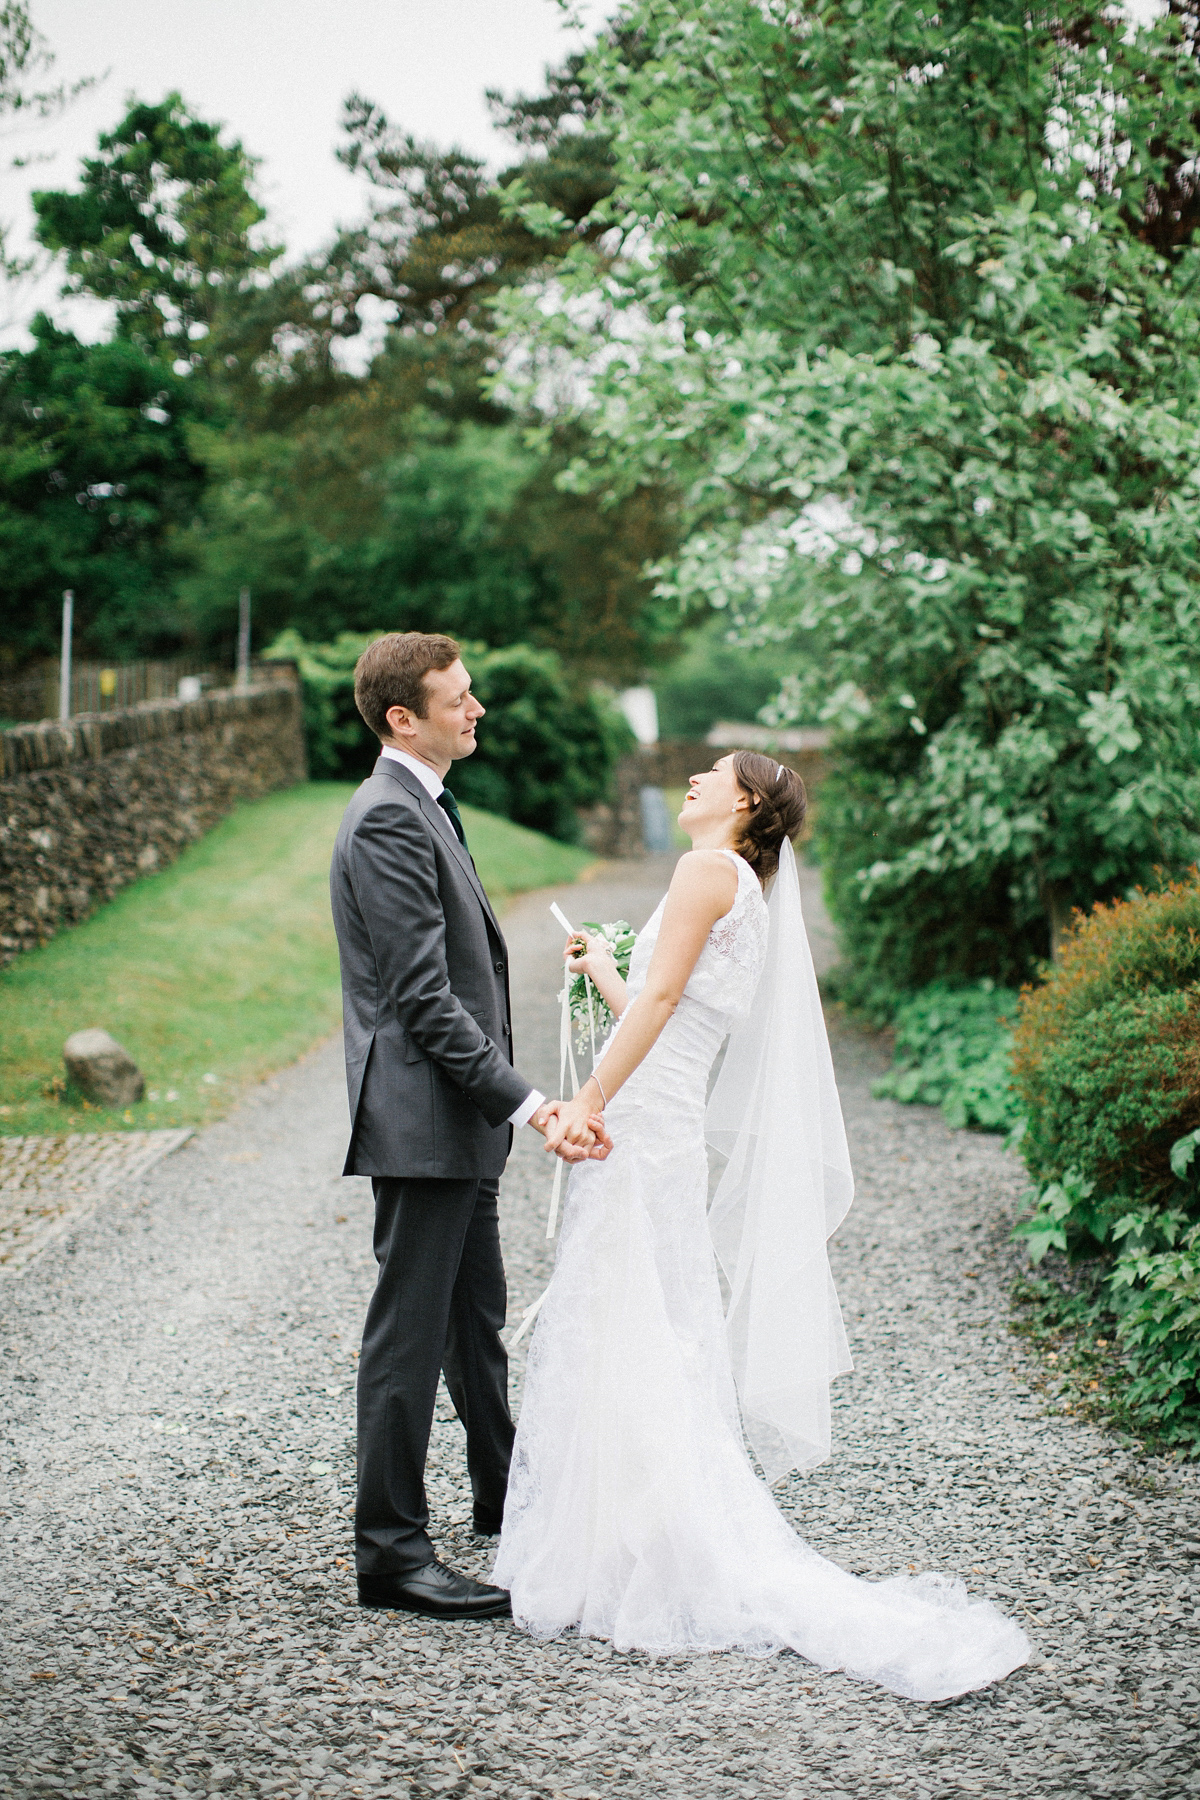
left=502, top=1022, right=510, bottom=1036
left=494, top=961, right=505, bottom=973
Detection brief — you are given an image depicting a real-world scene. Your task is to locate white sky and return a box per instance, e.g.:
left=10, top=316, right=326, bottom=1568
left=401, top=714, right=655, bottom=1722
left=0, top=0, right=608, bottom=350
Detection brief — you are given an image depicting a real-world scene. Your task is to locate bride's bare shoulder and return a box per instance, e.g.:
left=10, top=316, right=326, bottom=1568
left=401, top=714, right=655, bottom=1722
left=666, top=849, right=739, bottom=910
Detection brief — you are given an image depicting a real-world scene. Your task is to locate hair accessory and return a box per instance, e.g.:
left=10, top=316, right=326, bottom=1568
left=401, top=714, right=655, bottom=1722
left=776, top=763, right=786, bottom=784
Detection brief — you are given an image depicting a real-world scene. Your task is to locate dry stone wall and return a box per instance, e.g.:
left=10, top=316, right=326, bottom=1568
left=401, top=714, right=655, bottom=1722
left=0, top=683, right=306, bottom=966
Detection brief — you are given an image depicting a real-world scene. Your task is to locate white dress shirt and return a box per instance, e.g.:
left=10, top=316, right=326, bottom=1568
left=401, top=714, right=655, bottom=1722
left=379, top=744, right=544, bottom=1129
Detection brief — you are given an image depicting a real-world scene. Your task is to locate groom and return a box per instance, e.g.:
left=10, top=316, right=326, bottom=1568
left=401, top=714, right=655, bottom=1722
left=330, top=631, right=607, bottom=1620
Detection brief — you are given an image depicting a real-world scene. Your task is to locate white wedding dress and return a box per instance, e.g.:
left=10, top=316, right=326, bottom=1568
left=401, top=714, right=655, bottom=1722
left=495, top=850, right=1029, bottom=1702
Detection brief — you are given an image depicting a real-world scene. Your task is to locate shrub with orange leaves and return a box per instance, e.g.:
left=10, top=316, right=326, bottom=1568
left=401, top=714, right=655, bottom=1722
left=1012, top=872, right=1200, bottom=1209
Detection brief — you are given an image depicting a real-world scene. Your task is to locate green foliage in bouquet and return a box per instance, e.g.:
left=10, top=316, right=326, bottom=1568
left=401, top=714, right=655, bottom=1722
left=567, top=921, right=636, bottom=1052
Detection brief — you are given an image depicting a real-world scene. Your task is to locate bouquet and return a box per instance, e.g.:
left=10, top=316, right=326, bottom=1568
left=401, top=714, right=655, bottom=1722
left=567, top=920, right=636, bottom=1052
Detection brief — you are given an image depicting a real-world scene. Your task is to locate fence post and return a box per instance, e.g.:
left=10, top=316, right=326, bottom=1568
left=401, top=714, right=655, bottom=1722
left=236, top=587, right=251, bottom=692
left=59, top=591, right=74, bottom=721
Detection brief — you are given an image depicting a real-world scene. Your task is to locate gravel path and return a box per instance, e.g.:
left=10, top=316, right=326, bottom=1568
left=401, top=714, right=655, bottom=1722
left=1, top=854, right=1198, bottom=1800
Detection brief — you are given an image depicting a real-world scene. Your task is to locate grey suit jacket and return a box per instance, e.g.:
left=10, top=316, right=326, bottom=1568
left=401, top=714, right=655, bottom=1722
left=330, top=756, right=532, bottom=1179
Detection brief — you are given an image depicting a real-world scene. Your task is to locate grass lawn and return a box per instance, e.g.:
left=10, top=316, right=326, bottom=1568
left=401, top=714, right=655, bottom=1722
left=0, top=782, right=595, bottom=1138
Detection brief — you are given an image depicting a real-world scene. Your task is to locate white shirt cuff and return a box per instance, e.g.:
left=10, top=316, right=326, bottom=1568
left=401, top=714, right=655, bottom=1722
left=509, top=1089, right=545, bottom=1129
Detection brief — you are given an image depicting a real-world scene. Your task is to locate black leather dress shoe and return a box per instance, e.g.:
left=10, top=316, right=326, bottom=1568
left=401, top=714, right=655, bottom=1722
left=356, top=1559, right=511, bottom=1619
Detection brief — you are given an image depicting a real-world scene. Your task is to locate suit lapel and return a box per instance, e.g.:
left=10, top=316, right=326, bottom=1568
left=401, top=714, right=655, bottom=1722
left=373, top=756, right=503, bottom=936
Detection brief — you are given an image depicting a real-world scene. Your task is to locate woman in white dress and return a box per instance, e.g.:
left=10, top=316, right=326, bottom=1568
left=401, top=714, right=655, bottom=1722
left=494, top=751, right=1029, bottom=1703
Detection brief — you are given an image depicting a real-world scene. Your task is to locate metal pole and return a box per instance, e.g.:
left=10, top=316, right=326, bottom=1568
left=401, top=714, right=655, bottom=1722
left=59, top=590, right=74, bottom=720
left=236, top=587, right=251, bottom=691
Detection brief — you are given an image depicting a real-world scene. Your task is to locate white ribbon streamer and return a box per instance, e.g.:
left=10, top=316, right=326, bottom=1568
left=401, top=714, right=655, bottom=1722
left=507, top=1288, right=547, bottom=1348
left=546, top=902, right=580, bottom=1240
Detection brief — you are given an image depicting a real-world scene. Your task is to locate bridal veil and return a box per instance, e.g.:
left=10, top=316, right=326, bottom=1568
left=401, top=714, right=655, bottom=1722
left=706, top=835, right=855, bottom=1480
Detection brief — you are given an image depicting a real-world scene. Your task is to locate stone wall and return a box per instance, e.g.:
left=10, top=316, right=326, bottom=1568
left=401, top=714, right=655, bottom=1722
left=581, top=738, right=830, bottom=859
left=0, top=682, right=306, bottom=965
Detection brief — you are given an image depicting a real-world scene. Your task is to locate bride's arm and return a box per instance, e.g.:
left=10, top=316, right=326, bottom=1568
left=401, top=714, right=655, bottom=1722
left=541, top=851, right=738, bottom=1154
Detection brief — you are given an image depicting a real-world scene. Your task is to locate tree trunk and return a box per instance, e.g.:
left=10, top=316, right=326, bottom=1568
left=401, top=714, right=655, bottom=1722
left=1046, top=882, right=1076, bottom=963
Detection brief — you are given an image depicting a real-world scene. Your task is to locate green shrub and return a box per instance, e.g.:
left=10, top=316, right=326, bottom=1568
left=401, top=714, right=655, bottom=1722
left=1012, top=875, right=1200, bottom=1202
left=449, top=643, right=633, bottom=842
left=263, top=630, right=633, bottom=842
left=1111, top=1208, right=1200, bottom=1444
left=871, top=980, right=1022, bottom=1133
left=818, top=752, right=1048, bottom=1003
left=265, top=630, right=375, bottom=780
left=1009, top=875, right=1200, bottom=1451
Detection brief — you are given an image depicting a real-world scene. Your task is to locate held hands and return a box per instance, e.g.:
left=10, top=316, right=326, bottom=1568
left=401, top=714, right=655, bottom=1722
left=532, top=1095, right=612, bottom=1163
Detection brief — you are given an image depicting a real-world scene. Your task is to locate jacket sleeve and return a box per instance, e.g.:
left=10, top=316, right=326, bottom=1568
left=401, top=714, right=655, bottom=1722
left=346, top=798, right=532, bottom=1129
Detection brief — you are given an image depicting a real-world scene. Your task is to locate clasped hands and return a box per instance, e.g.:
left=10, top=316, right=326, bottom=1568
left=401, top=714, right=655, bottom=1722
left=531, top=1078, right=611, bottom=1164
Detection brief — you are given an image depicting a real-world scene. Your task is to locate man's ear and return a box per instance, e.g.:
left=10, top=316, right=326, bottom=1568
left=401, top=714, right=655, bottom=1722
left=384, top=703, right=415, bottom=742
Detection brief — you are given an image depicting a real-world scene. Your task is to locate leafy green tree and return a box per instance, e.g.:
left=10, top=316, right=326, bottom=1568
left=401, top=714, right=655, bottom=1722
left=319, top=56, right=616, bottom=334
left=32, top=94, right=280, bottom=373
left=495, top=0, right=1200, bottom=986
left=0, top=2, right=94, bottom=280
left=178, top=364, right=677, bottom=682
left=0, top=315, right=208, bottom=659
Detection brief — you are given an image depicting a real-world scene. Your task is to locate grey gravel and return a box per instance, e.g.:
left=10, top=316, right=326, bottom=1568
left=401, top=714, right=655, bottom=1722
left=1, top=853, right=1198, bottom=1800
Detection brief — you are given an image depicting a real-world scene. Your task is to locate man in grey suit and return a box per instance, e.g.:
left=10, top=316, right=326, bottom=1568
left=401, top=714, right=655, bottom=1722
left=330, top=631, right=607, bottom=1619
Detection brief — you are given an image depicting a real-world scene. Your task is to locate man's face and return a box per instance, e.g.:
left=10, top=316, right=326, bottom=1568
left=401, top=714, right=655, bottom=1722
left=385, top=659, right=484, bottom=771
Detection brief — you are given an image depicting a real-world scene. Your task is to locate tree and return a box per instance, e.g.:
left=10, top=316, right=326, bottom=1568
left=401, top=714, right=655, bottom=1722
left=318, top=56, right=617, bottom=335
left=495, top=0, right=1200, bottom=988
left=176, top=373, right=676, bottom=682
left=174, top=53, right=681, bottom=683
left=32, top=94, right=280, bottom=373
left=0, top=315, right=208, bottom=660
left=0, top=1, right=93, bottom=280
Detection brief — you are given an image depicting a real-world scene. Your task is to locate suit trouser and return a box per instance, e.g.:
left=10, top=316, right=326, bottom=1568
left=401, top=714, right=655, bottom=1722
left=355, top=1174, right=514, bottom=1575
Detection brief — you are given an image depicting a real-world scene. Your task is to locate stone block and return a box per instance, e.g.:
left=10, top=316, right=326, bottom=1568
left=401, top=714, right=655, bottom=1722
left=63, top=1030, right=146, bottom=1108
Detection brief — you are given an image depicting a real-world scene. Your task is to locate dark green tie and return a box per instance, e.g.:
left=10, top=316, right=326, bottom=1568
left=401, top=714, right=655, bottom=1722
left=438, top=787, right=467, bottom=848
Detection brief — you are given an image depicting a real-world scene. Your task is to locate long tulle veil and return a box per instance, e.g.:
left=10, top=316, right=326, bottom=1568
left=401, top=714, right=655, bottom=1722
left=705, top=836, right=855, bottom=1481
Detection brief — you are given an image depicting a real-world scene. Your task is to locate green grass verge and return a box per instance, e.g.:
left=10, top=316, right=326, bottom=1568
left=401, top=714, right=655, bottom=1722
left=0, top=782, right=595, bottom=1138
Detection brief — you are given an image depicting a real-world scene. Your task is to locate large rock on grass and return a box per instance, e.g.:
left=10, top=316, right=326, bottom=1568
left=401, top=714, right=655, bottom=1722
left=63, top=1030, right=145, bottom=1108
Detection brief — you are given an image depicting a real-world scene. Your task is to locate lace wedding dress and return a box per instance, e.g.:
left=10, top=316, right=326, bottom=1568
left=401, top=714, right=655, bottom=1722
left=495, top=850, right=1029, bottom=1702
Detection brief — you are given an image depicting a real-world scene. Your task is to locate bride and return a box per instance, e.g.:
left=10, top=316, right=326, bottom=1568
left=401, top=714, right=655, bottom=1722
left=494, top=750, right=1029, bottom=1702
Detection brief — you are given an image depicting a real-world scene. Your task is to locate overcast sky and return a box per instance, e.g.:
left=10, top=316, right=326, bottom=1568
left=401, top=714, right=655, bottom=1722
left=0, top=0, right=608, bottom=349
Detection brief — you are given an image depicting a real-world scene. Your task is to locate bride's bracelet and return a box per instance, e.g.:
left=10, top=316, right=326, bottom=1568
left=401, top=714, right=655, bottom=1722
left=591, top=1073, right=608, bottom=1111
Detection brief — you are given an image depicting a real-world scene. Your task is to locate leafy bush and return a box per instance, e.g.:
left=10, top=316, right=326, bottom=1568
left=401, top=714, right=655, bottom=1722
left=1012, top=875, right=1200, bottom=1202
left=449, top=643, right=633, bottom=842
left=1013, top=1135, right=1200, bottom=1450
left=1009, top=875, right=1200, bottom=1450
left=263, top=631, right=633, bottom=841
left=265, top=630, right=375, bottom=780
left=871, top=980, right=1022, bottom=1134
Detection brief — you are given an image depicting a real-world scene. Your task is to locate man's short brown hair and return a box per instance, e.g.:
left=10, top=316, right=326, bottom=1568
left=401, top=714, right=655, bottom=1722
left=354, top=632, right=461, bottom=741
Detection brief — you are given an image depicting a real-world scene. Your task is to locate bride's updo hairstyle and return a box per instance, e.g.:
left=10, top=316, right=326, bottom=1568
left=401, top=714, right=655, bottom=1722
left=730, top=751, right=807, bottom=883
